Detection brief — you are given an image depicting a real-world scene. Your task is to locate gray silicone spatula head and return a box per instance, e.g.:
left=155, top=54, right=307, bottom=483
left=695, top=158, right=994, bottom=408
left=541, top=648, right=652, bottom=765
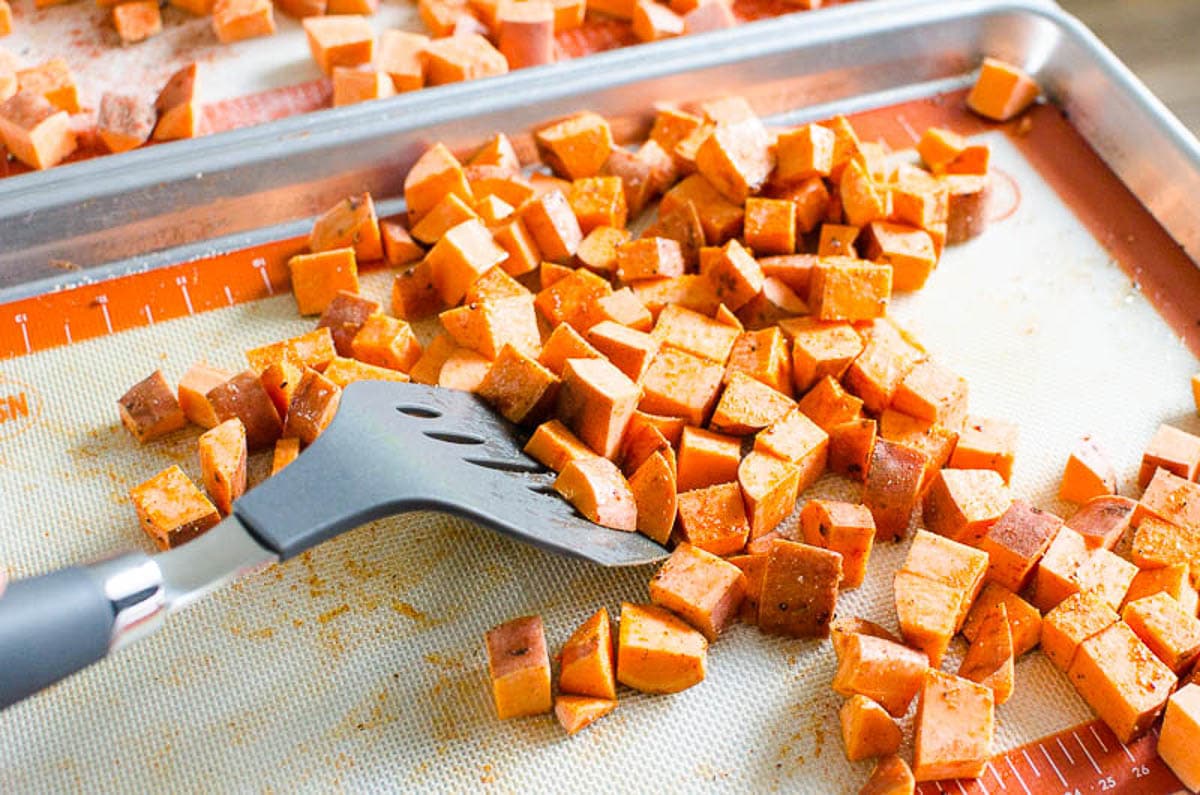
left=233, top=381, right=670, bottom=567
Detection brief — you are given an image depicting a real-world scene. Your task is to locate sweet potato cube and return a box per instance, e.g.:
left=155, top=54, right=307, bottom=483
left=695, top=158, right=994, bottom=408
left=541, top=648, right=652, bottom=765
left=351, top=314, right=422, bottom=373
left=727, top=553, right=765, bottom=624
left=710, top=372, right=793, bottom=436
left=405, top=142, right=473, bottom=224
left=524, top=419, right=595, bottom=473
left=600, top=145, right=667, bottom=219
left=694, top=117, right=772, bottom=203
left=206, top=371, right=282, bottom=451
left=557, top=357, right=640, bottom=458
left=1139, top=423, right=1200, bottom=488
left=1158, top=684, right=1200, bottom=791
left=568, top=176, right=627, bottom=234
left=832, top=632, right=928, bottom=717
left=288, top=248, right=359, bottom=315
left=497, top=0, right=555, bottom=69
left=1139, top=467, right=1200, bottom=534
left=1042, top=589, right=1120, bottom=671
left=966, top=57, right=1040, bottom=122
left=554, top=696, right=614, bottom=736
left=699, top=239, right=765, bottom=311
left=649, top=543, right=745, bottom=640
left=660, top=173, right=745, bottom=246
left=477, top=344, right=560, bottom=425
left=1123, top=592, right=1200, bottom=673
left=177, top=364, right=231, bottom=429
left=828, top=418, right=876, bottom=481
left=558, top=606, right=616, bottom=699
left=912, top=671, right=994, bottom=782
left=735, top=277, right=806, bottom=330
left=576, top=226, right=629, bottom=274
left=840, top=158, right=889, bottom=228
left=631, top=0, right=682, bottom=40
left=584, top=321, right=655, bottom=383
left=212, top=0, right=274, bottom=42
left=964, top=582, right=1042, bottom=657
left=676, top=426, right=740, bottom=492
left=921, top=468, right=1010, bottom=544
left=537, top=324, right=601, bottom=376
left=739, top=451, right=803, bottom=540
left=860, top=221, right=936, bottom=291
left=652, top=303, right=740, bottom=365
left=648, top=105, right=702, bottom=155
left=843, top=319, right=924, bottom=415
left=743, top=197, right=796, bottom=257
left=261, top=356, right=303, bottom=419
left=629, top=450, right=676, bottom=544
left=322, top=357, right=409, bottom=387
left=410, top=193, right=479, bottom=246
left=1068, top=621, right=1176, bottom=743
left=1055, top=437, right=1117, bottom=505
left=283, top=368, right=341, bottom=446
left=800, top=499, right=875, bottom=589
left=617, top=602, right=707, bottom=693
left=616, top=237, right=684, bottom=283
left=757, top=539, right=841, bottom=638
left=817, top=224, right=859, bottom=258
left=774, top=123, right=835, bottom=183
left=809, top=252, right=892, bottom=320
left=949, top=415, right=1018, bottom=483
left=894, top=571, right=960, bottom=667
left=839, top=695, right=901, bottom=762
left=271, top=437, right=300, bottom=475
left=131, top=466, right=221, bottom=551
left=16, top=58, right=78, bottom=113
left=302, top=16, right=373, bottom=75
left=426, top=219, right=507, bottom=305
left=639, top=347, right=724, bottom=427
left=382, top=223, right=426, bottom=269
left=535, top=268, right=612, bottom=331
left=891, top=163, right=949, bottom=229
left=863, top=439, right=925, bottom=541
left=725, top=327, right=792, bottom=396
left=555, top=456, right=637, bottom=531
left=118, top=370, right=187, bottom=443
left=891, top=358, right=968, bottom=431
left=96, top=93, right=155, bottom=154
left=534, top=111, right=613, bottom=181
left=377, top=30, right=428, bottom=92
left=317, top=290, right=380, bottom=357
left=487, top=219, right=539, bottom=277
left=198, top=418, right=247, bottom=515
left=485, top=616, right=552, bottom=719
left=425, top=33, right=509, bottom=85
left=795, top=374, right=862, bottom=433
left=676, top=482, right=750, bottom=556
left=1065, top=494, right=1135, bottom=550
left=465, top=264, right=530, bottom=305
left=902, top=530, right=988, bottom=606
left=246, top=329, right=337, bottom=374
left=437, top=347, right=491, bottom=391
left=522, top=190, right=584, bottom=263
left=407, top=332, right=455, bottom=385
left=978, top=499, right=1063, bottom=593
left=957, top=603, right=1014, bottom=705
left=0, top=90, right=75, bottom=170
left=441, top=296, right=540, bottom=360
left=860, top=756, right=915, bottom=795
left=754, top=407, right=829, bottom=476
left=1123, top=562, right=1198, bottom=616
left=830, top=616, right=901, bottom=663
left=942, top=173, right=990, bottom=245
left=790, top=321, right=863, bottom=393
left=593, top=288, right=652, bottom=332
left=916, top=127, right=965, bottom=173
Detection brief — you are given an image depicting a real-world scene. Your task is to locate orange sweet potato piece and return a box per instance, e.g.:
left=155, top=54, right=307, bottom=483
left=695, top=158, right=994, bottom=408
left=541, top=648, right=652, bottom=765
left=322, top=357, right=409, bottom=387
left=676, top=482, right=750, bottom=556
left=978, top=499, right=1063, bottom=593
left=283, top=367, right=341, bottom=445
left=405, top=142, right=473, bottom=224
left=860, top=755, right=915, bottom=795
left=558, top=606, right=616, bottom=699
left=860, top=221, right=936, bottom=292
left=177, top=364, right=232, bottom=429
left=535, top=268, right=612, bottom=331
left=408, top=332, right=455, bottom=386
left=1158, top=683, right=1200, bottom=791
left=774, top=123, right=835, bottom=183
left=744, top=196, right=799, bottom=258
left=198, top=418, right=248, bottom=515
left=891, top=163, right=949, bottom=229
left=788, top=320, right=863, bottom=394
left=893, top=570, right=959, bottom=669
left=831, top=620, right=903, bottom=661
left=593, top=288, right=653, bottom=332
left=535, top=111, right=613, bottom=181
left=807, top=256, right=891, bottom=323
left=948, top=414, right=1018, bottom=483
left=555, top=455, right=637, bottom=531
left=639, top=347, right=724, bottom=427
left=1060, top=436, right=1119, bottom=505
left=921, top=468, right=1010, bottom=544
left=652, top=303, right=740, bottom=365
left=497, top=0, right=555, bottom=69
left=817, top=224, right=859, bottom=257
left=709, top=371, right=793, bottom=436
left=537, top=323, right=602, bottom=376
left=377, top=30, right=428, bottom=92
left=1139, top=423, right=1200, bottom=488
left=725, top=327, right=792, bottom=397
left=0, top=2, right=12, bottom=37
left=879, top=413, right=959, bottom=491
left=616, top=237, right=684, bottom=283
left=576, top=226, right=629, bottom=275
left=522, top=190, right=584, bottom=264
left=754, top=407, right=829, bottom=476
left=1123, top=592, right=1200, bottom=674
left=302, top=15, right=373, bottom=75
left=832, top=631, right=928, bottom=718
left=828, top=418, right=876, bottom=481
left=441, top=296, right=540, bottom=360
left=628, top=449, right=676, bottom=544
left=130, top=465, right=221, bottom=550
left=863, top=439, right=924, bottom=541
left=271, top=437, right=300, bottom=475
left=0, top=90, right=75, bottom=170
left=568, top=176, right=627, bottom=234
left=245, top=329, right=336, bottom=375
left=426, top=219, right=508, bottom=305
left=694, top=116, right=773, bottom=204
left=477, top=344, right=560, bottom=425
left=631, top=275, right=721, bottom=319
left=800, top=499, right=875, bottom=589
left=796, top=374, right=863, bottom=433
left=912, top=671, right=994, bottom=781
left=966, top=57, right=1040, bottom=121
left=96, top=93, right=155, bottom=154
left=957, top=603, right=1014, bottom=705
left=582, top=321, right=654, bottom=383
left=118, top=370, right=187, bottom=443
left=554, top=695, right=615, bottom=736
left=616, top=602, right=707, bottom=694
left=1068, top=621, right=1176, bottom=743
left=317, top=290, right=380, bottom=357
left=659, top=173, right=744, bottom=245
left=485, top=615, right=552, bottom=719
left=16, top=58, right=78, bottom=113
left=840, top=158, right=888, bottom=228
left=557, top=357, right=640, bottom=458
left=423, top=33, right=508, bottom=85
left=1138, top=468, right=1200, bottom=534
left=891, top=358, right=968, bottom=431
left=699, top=239, right=765, bottom=311
left=391, top=261, right=442, bottom=321
left=524, top=418, right=596, bottom=472
left=211, top=0, right=274, bottom=43
left=839, top=695, right=902, bottom=762
left=964, top=582, right=1042, bottom=657
left=758, top=539, right=841, bottom=638
left=649, top=543, right=745, bottom=641
left=288, top=248, right=359, bottom=315
left=739, top=451, right=804, bottom=540
left=206, top=371, right=282, bottom=451
left=1123, top=562, right=1198, bottom=616
left=490, top=219, right=542, bottom=277
left=410, top=193, right=479, bottom=245
left=676, top=426, right=740, bottom=492
left=351, top=314, right=422, bottom=372
left=631, top=0, right=682, bottom=40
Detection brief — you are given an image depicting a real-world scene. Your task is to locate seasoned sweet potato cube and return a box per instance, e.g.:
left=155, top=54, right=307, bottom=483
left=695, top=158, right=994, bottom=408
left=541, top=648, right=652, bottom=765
left=758, top=539, right=841, bottom=638
left=878, top=411, right=955, bottom=490
left=558, top=606, right=616, bottom=699
left=710, top=372, right=793, bottom=436
left=949, top=415, right=1018, bottom=483
left=1123, top=563, right=1198, bottom=616
left=118, top=370, right=187, bottom=443
left=1158, top=684, right=1200, bottom=791
left=649, top=543, right=745, bottom=640
left=212, top=0, right=274, bottom=43
left=283, top=367, right=341, bottom=446
left=351, top=314, right=422, bottom=372
left=727, top=553, right=765, bottom=624
left=754, top=406, right=828, bottom=468
left=639, top=347, right=724, bottom=427
left=423, top=34, right=508, bottom=85
left=860, top=221, right=936, bottom=291
left=694, top=117, right=772, bottom=203
left=599, top=146, right=664, bottom=219
left=832, top=632, right=928, bottom=717
left=903, top=530, right=989, bottom=608
left=863, top=439, right=925, bottom=541
left=131, top=465, right=222, bottom=550
left=410, top=193, right=479, bottom=245
left=97, top=93, right=154, bottom=154
left=316, top=290, right=380, bottom=357
left=1123, top=592, right=1200, bottom=673
left=537, top=324, right=601, bottom=376
left=198, top=418, right=247, bottom=515
left=557, top=357, right=640, bottom=458
left=860, top=756, right=915, bottom=795
left=524, top=419, right=595, bottom=473
left=408, top=333, right=455, bottom=385
left=894, top=571, right=961, bottom=667
left=206, top=371, right=282, bottom=451
left=957, top=603, right=1014, bottom=705
left=568, top=176, right=627, bottom=234
left=828, top=418, right=876, bottom=481
left=1066, top=494, right=1135, bottom=550
left=288, top=248, right=359, bottom=316
left=584, top=321, right=655, bottom=383
left=652, top=303, right=740, bottom=364
left=271, top=437, right=300, bottom=475
left=629, top=450, right=676, bottom=544
left=912, top=671, right=994, bottom=782
left=966, top=57, right=1040, bottom=122
left=725, top=327, right=792, bottom=396
left=616, top=602, right=707, bottom=694
left=594, top=288, right=652, bottom=331
left=426, top=219, right=508, bottom=305
left=921, top=468, right=1010, bottom=544
left=485, top=615, right=552, bottom=719
left=964, top=582, right=1042, bottom=657
left=497, top=0, right=555, bottom=69
left=391, top=261, right=441, bottom=321
left=790, top=320, right=863, bottom=393
left=246, top=330, right=336, bottom=376
left=0, top=2, right=12, bottom=38
left=742, top=197, right=796, bottom=257
left=302, top=16, right=373, bottom=75
left=0, top=90, right=75, bottom=170
left=916, top=127, right=965, bottom=173
left=676, top=426, right=740, bottom=492
left=1139, top=423, right=1200, bottom=488
left=736, top=277, right=805, bottom=330
left=477, top=344, right=559, bottom=425
left=405, top=142, right=473, bottom=224
left=576, top=225, right=629, bottom=274
left=617, top=237, right=685, bottom=282
left=555, top=456, right=636, bottom=531
left=437, top=347, right=492, bottom=391
left=642, top=200, right=705, bottom=269
left=522, top=190, right=584, bottom=263
left=739, top=451, right=803, bottom=540
left=322, top=357, right=409, bottom=387
left=676, top=482, right=750, bottom=556
left=554, top=696, right=614, bottom=736
left=1045, top=526, right=1137, bottom=611
left=377, top=30, right=428, bottom=92
left=535, top=111, right=613, bottom=181
left=467, top=264, right=531, bottom=304
left=699, top=239, right=765, bottom=311
left=891, top=358, right=968, bottom=431
left=843, top=319, right=923, bottom=414
left=1042, top=590, right=1119, bottom=671
left=817, top=224, right=858, bottom=258
left=774, top=123, right=835, bottom=183
left=631, top=0, right=682, bottom=40
left=660, top=173, right=745, bottom=245
left=648, top=105, right=702, bottom=155
left=535, top=268, right=612, bottom=331
left=1068, top=621, right=1176, bottom=743
left=631, top=274, right=721, bottom=319
left=891, top=163, right=949, bottom=229
left=441, top=296, right=540, bottom=360
left=978, top=499, right=1063, bottom=593
left=840, top=158, right=889, bottom=228
left=16, top=58, right=78, bottom=113
left=177, top=363, right=232, bottom=429
left=1139, top=468, right=1200, bottom=533
left=839, top=695, right=901, bottom=762
left=796, top=374, right=862, bottom=433
left=942, top=173, right=991, bottom=244
left=799, top=499, right=874, bottom=589
left=830, top=617, right=901, bottom=662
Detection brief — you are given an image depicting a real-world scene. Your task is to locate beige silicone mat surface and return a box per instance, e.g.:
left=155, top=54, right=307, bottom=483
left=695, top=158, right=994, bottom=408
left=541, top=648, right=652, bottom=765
left=1, top=131, right=1198, bottom=793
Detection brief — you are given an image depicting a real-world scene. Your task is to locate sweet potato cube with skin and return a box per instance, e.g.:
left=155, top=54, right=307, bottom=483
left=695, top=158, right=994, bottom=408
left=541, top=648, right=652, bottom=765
left=796, top=374, right=863, bottom=433
left=178, top=364, right=232, bottom=429
left=629, top=450, right=676, bottom=543
left=700, top=240, right=766, bottom=313
left=839, top=696, right=901, bottom=762
left=617, top=602, right=707, bottom=694
left=568, top=176, right=627, bottom=234
left=676, top=426, right=740, bottom=492
left=558, top=606, right=616, bottom=699
left=212, top=0, right=274, bottom=43
left=586, top=321, right=658, bottom=383
left=840, top=158, right=889, bottom=228
left=830, top=617, right=901, bottom=662
left=421, top=34, right=509, bottom=86
left=791, top=321, right=863, bottom=393
left=616, top=237, right=684, bottom=283
left=1123, top=563, right=1198, bottom=616
left=709, top=372, right=793, bottom=437
left=283, top=368, right=341, bottom=446
left=405, top=143, right=473, bottom=224
left=477, top=345, right=560, bottom=425
left=652, top=303, right=740, bottom=365
left=537, top=323, right=601, bottom=376
left=942, top=173, right=991, bottom=244
left=576, top=226, right=629, bottom=275
left=832, top=632, right=929, bottom=717
left=1159, top=684, right=1200, bottom=791
left=410, top=193, right=479, bottom=245
left=676, top=482, right=751, bottom=556
left=758, top=539, right=841, bottom=638
left=555, top=456, right=636, bottom=531
left=521, top=190, right=583, bottom=264
left=743, top=197, right=796, bottom=257
left=754, top=407, right=828, bottom=467
left=739, top=452, right=803, bottom=540
left=807, top=257, right=891, bottom=323
left=1122, top=592, right=1200, bottom=673
left=800, top=500, right=875, bottom=589
left=557, top=358, right=640, bottom=458
left=206, top=371, right=282, bottom=452
left=632, top=275, right=722, bottom=319
left=903, top=529, right=989, bottom=598
left=863, top=439, right=925, bottom=541
left=377, top=30, right=428, bottom=92
left=964, top=582, right=1042, bottom=657
left=725, top=327, right=791, bottom=396
left=485, top=616, right=552, bottom=719
left=534, top=112, right=613, bottom=181
left=1066, top=494, right=1135, bottom=550
left=351, top=314, right=422, bottom=373
left=1078, top=538, right=1138, bottom=609
left=497, top=0, right=555, bottom=69
left=317, top=290, right=380, bottom=357
left=288, top=248, right=359, bottom=316
left=381, top=221, right=424, bottom=268
left=880, top=413, right=956, bottom=486
left=441, top=295, right=540, bottom=360
left=0, top=90, right=75, bottom=170
left=894, top=571, right=961, bottom=667
left=322, top=357, right=409, bottom=388
left=198, top=418, right=247, bottom=515
left=957, top=603, right=1014, bottom=705
left=978, top=499, right=1063, bottom=593
left=891, top=358, right=968, bottom=431
left=119, top=370, right=187, bottom=443
left=817, top=224, right=859, bottom=258
left=97, top=93, right=155, bottom=154
left=554, top=696, right=614, bottom=736
left=828, top=418, right=876, bottom=481
left=695, top=117, right=773, bottom=204
left=912, top=671, right=994, bottom=782
left=966, top=57, right=1040, bottom=122
left=131, top=466, right=221, bottom=551
left=426, top=219, right=507, bottom=305
left=1138, top=468, right=1200, bottom=534
left=1139, top=423, right=1200, bottom=488
left=639, top=347, right=724, bottom=427
left=921, top=468, right=1010, bottom=544
left=438, top=347, right=492, bottom=392
left=774, top=123, right=835, bottom=183
left=649, top=543, right=745, bottom=640
left=246, top=331, right=337, bottom=376
left=860, top=222, right=936, bottom=292
left=271, top=437, right=300, bottom=475
left=524, top=419, right=595, bottom=473
left=860, top=756, right=915, bottom=795
left=1068, top=621, right=1176, bottom=743
left=631, top=0, right=682, bottom=40
left=302, top=16, right=373, bottom=76
left=949, top=415, right=1018, bottom=483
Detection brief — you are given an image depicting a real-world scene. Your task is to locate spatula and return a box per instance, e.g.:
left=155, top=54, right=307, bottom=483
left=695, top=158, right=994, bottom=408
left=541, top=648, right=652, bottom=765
left=0, top=381, right=668, bottom=710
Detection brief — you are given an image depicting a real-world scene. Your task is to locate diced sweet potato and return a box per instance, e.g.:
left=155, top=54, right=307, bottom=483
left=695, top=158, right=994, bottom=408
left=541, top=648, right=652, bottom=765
left=978, top=499, right=1063, bottom=593
left=758, top=539, right=841, bottom=638
left=557, top=357, right=640, bottom=458
left=426, top=219, right=508, bottom=305
left=535, top=111, right=613, bottom=181
left=891, top=358, right=967, bottom=431
left=288, top=248, right=359, bottom=316
left=893, top=571, right=960, bottom=667
left=246, top=329, right=337, bottom=374
left=807, top=257, right=891, bottom=322
left=537, top=323, right=602, bottom=376
left=843, top=319, right=924, bottom=414
left=524, top=419, right=595, bottom=473
left=699, top=239, right=765, bottom=311
left=212, top=0, right=275, bottom=43
left=198, top=418, right=247, bottom=515
left=1065, top=494, right=1136, bottom=550
left=317, top=290, right=380, bottom=357
left=860, top=755, right=915, bottom=795
left=949, top=415, right=1018, bottom=483
left=568, top=176, right=627, bottom=234
left=839, top=695, right=901, bottom=762
left=966, top=57, right=1040, bottom=122
left=1159, top=684, right=1200, bottom=792
left=535, top=267, right=612, bottom=331
left=832, top=632, right=928, bottom=717
left=320, top=357, right=409, bottom=388
left=283, top=368, right=341, bottom=446
left=754, top=407, right=829, bottom=475
left=695, top=116, right=773, bottom=204
left=1122, top=592, right=1200, bottom=673
left=829, top=418, right=877, bottom=481
left=629, top=450, right=676, bottom=544
left=709, top=372, right=793, bottom=437
left=675, top=425, right=739, bottom=492
left=206, top=371, right=283, bottom=451
left=0, top=90, right=75, bottom=170
left=391, top=261, right=441, bottom=321
left=405, top=142, right=472, bottom=223
left=616, top=602, right=707, bottom=694
left=177, top=363, right=232, bottom=429
left=800, top=499, right=875, bottom=589
left=739, top=451, right=803, bottom=540
left=649, top=543, right=745, bottom=641
left=558, top=606, right=616, bottom=699
left=789, top=321, right=862, bottom=394
left=311, top=193, right=383, bottom=263
left=639, top=347, right=724, bottom=427
left=912, top=671, right=994, bottom=782
left=302, top=16, right=373, bottom=75
left=1139, top=468, right=1200, bottom=534
left=957, top=603, right=1014, bottom=705
left=118, top=370, right=187, bottom=443
left=830, top=616, right=901, bottom=662
left=920, top=468, right=1009, bottom=544
left=271, top=437, right=300, bottom=475
left=725, top=327, right=792, bottom=397
left=378, top=30, right=428, bottom=92
left=877, top=410, right=957, bottom=491
left=1068, top=621, right=1176, bottom=743
left=742, top=197, right=796, bottom=257
left=1059, top=435, right=1117, bottom=503
left=817, top=224, right=859, bottom=257
left=796, top=375, right=862, bottom=434
left=859, top=221, right=936, bottom=292
left=863, top=439, right=925, bottom=541
left=1139, top=423, right=1200, bottom=488
left=676, top=482, right=750, bottom=556
left=555, top=456, right=637, bottom=531
left=659, top=174, right=744, bottom=245
left=652, top=303, right=739, bottom=364
left=485, top=615, right=552, bottom=719
left=586, top=321, right=659, bottom=383
left=497, top=0, right=555, bottom=69
left=351, top=314, right=422, bottom=373
left=1041, top=589, right=1117, bottom=671
left=615, top=237, right=683, bottom=283
left=97, top=93, right=155, bottom=154
left=1033, top=525, right=1136, bottom=611
left=963, top=582, right=1042, bottom=657
left=441, top=296, right=540, bottom=360
left=774, top=123, right=835, bottom=183
left=16, top=58, right=78, bottom=113
left=130, top=465, right=221, bottom=550
left=593, top=288, right=653, bottom=332
left=423, top=33, right=509, bottom=85
left=554, top=695, right=615, bottom=736
left=477, top=345, right=560, bottom=425
left=1123, top=563, right=1198, bottom=616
